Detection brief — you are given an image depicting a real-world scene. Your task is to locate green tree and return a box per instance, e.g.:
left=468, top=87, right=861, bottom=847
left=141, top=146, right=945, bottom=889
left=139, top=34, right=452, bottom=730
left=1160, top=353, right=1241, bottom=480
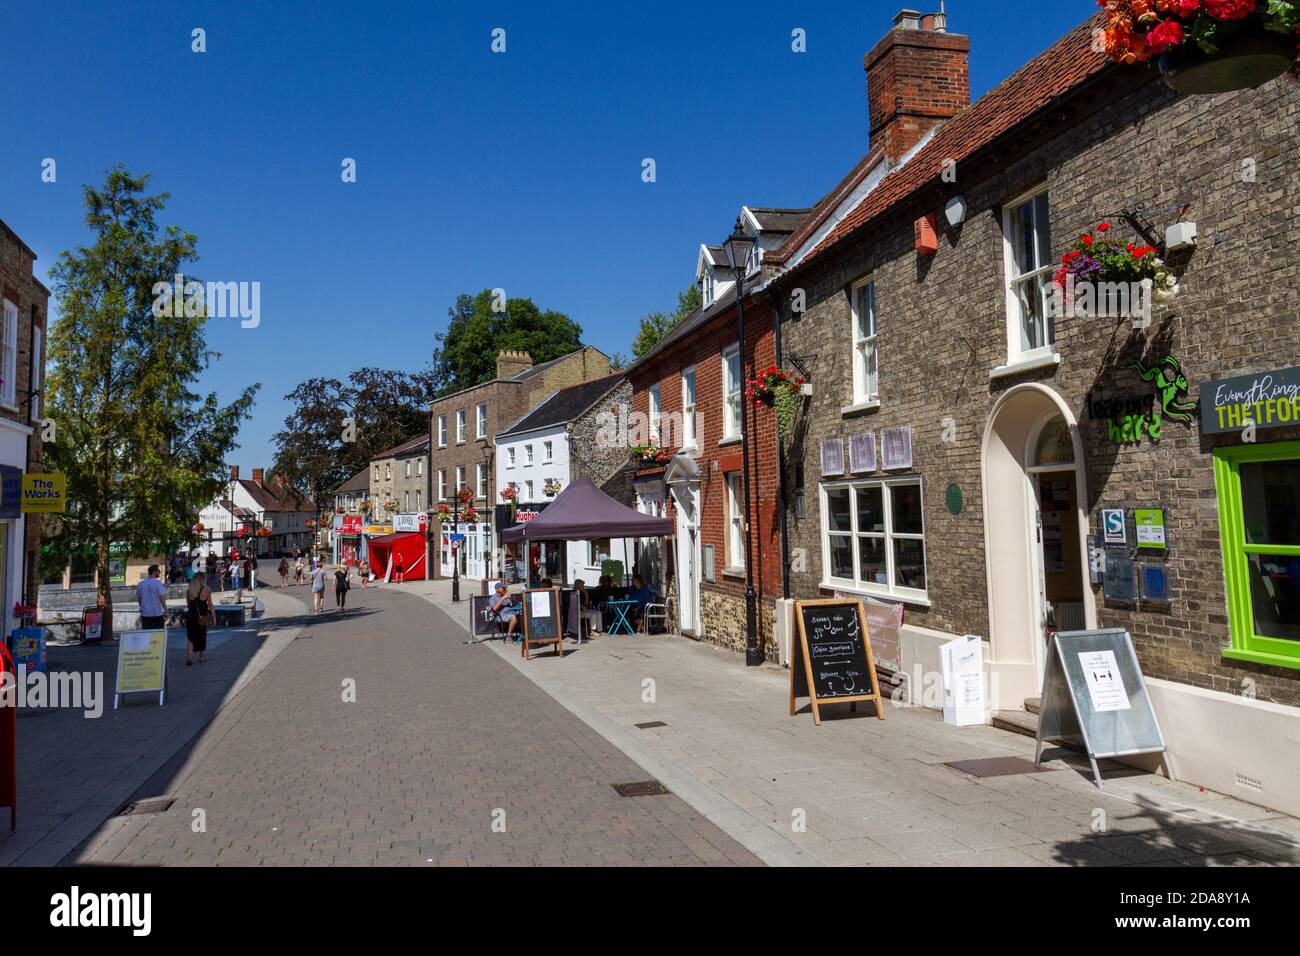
left=45, top=166, right=258, bottom=640
left=433, top=290, right=584, bottom=394
left=270, top=367, right=439, bottom=524
left=630, top=284, right=701, bottom=359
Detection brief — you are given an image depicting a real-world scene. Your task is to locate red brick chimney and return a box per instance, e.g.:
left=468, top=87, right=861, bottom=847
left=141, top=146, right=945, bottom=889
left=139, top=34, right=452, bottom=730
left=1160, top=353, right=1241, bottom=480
left=864, top=9, right=970, bottom=165
left=230, top=465, right=239, bottom=480
left=252, top=467, right=265, bottom=482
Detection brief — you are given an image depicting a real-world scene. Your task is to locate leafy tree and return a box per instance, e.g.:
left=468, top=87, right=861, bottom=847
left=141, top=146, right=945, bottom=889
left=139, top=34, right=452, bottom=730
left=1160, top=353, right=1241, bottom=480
left=44, top=166, right=258, bottom=640
left=432, top=290, right=584, bottom=394
left=630, top=284, right=701, bottom=359
left=271, top=367, right=440, bottom=522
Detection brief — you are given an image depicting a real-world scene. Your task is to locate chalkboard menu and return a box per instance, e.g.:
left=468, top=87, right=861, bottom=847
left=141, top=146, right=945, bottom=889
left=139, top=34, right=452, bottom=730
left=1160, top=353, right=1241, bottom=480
left=522, top=587, right=564, bottom=660
left=789, top=599, right=884, bottom=725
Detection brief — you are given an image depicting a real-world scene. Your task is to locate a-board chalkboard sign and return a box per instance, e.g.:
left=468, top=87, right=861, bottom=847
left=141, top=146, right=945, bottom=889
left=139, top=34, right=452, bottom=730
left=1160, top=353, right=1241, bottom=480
left=1034, top=628, right=1171, bottom=788
left=789, top=598, right=884, bottom=725
left=522, top=587, right=564, bottom=660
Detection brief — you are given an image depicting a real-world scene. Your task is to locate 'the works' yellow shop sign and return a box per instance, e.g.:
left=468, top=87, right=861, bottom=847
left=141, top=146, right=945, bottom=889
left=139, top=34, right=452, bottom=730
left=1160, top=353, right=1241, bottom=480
left=20, top=473, right=67, bottom=512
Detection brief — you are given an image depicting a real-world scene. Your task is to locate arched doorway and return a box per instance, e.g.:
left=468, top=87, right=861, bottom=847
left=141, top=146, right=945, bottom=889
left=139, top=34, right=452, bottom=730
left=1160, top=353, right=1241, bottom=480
left=981, top=384, right=1096, bottom=709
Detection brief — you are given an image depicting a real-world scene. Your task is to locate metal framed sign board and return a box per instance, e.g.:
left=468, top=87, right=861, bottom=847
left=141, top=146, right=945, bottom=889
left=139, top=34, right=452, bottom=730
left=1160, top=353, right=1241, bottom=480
left=1034, top=628, right=1172, bottom=788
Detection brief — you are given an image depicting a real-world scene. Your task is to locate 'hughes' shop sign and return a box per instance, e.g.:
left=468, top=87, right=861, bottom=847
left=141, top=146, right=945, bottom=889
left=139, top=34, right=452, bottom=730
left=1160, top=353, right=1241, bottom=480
left=1199, top=366, right=1300, bottom=435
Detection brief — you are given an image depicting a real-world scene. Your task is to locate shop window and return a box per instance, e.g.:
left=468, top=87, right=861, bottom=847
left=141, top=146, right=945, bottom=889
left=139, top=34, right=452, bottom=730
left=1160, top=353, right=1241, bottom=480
left=821, top=478, right=928, bottom=602
left=588, top=538, right=612, bottom=566
left=1216, top=442, right=1300, bottom=669
left=1001, top=188, right=1055, bottom=366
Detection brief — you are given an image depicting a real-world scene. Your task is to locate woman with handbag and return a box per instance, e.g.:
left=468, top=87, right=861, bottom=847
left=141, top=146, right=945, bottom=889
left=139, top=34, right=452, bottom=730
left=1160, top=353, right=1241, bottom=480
left=185, top=574, right=214, bottom=665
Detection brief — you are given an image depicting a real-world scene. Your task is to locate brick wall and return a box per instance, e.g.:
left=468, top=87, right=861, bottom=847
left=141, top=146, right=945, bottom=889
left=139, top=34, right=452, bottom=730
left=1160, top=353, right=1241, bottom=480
left=864, top=23, right=970, bottom=164
left=780, top=74, right=1300, bottom=705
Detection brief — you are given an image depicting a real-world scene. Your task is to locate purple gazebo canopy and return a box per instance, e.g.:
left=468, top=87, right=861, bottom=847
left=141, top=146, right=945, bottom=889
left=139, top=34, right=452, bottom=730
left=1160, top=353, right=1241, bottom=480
left=500, top=478, right=672, bottom=543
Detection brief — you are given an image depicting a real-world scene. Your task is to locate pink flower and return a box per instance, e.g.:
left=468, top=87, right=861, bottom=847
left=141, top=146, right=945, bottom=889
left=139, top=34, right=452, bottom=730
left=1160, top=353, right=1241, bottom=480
left=1145, top=19, right=1185, bottom=54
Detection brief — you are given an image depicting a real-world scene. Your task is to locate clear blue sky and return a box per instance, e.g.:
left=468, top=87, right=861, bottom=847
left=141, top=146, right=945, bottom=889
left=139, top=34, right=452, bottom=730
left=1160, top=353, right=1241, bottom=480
left=2, top=0, right=1095, bottom=472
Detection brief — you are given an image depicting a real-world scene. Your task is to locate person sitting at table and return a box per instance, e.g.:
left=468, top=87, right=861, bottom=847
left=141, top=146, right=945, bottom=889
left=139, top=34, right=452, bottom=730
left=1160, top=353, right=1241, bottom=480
left=574, top=579, right=601, bottom=635
left=488, top=581, right=520, bottom=640
left=628, top=574, right=656, bottom=630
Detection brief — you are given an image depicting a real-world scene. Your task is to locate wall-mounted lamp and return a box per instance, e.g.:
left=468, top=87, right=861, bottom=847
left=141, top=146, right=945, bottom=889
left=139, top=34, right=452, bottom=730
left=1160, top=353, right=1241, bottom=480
left=944, top=194, right=968, bottom=228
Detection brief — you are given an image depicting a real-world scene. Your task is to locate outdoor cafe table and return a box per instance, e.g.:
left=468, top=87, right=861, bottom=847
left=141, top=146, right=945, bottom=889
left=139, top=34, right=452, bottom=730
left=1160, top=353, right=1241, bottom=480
left=605, top=599, right=637, bottom=636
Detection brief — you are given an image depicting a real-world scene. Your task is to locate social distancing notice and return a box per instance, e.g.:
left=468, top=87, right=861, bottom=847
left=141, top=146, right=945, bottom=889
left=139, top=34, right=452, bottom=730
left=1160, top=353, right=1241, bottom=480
left=522, top=587, right=563, bottom=660
left=115, top=629, right=168, bottom=708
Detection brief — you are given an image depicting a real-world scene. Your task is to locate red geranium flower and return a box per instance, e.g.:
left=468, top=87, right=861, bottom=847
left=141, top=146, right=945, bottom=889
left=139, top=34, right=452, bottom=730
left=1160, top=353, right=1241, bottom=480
left=1097, top=221, right=1111, bottom=232
left=1081, top=235, right=1095, bottom=247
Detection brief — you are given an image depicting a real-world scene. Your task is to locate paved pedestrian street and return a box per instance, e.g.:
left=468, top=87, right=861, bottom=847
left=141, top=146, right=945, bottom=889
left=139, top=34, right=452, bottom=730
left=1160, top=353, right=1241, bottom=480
left=70, top=586, right=760, bottom=867
left=37, top=578, right=1297, bottom=869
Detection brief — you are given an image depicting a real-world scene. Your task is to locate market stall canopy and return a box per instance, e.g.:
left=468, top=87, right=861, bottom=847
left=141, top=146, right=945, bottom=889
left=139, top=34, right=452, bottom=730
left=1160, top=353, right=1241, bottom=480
left=500, top=478, right=672, bottom=543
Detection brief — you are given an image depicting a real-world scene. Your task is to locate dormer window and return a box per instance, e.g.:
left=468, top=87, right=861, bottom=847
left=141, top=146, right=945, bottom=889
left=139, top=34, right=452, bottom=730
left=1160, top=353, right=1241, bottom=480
left=702, top=270, right=714, bottom=307
left=746, top=240, right=761, bottom=275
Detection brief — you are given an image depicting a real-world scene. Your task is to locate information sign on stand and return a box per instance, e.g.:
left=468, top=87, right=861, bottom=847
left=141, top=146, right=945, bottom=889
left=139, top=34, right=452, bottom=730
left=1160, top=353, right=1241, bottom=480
left=521, top=587, right=564, bottom=660
left=1034, top=628, right=1172, bottom=788
left=939, top=634, right=985, bottom=727
left=114, top=629, right=168, bottom=708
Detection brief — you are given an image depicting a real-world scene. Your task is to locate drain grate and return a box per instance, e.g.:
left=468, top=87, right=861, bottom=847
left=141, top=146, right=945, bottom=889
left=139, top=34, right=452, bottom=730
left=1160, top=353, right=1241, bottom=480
left=945, top=756, right=1047, bottom=778
left=634, top=720, right=668, bottom=729
left=612, top=780, right=669, bottom=797
left=114, top=797, right=176, bottom=817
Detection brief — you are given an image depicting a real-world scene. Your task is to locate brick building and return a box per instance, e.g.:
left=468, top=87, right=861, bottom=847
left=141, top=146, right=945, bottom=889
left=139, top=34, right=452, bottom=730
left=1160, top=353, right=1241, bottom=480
left=0, top=218, right=49, bottom=621
left=756, top=11, right=1300, bottom=813
left=368, top=434, right=429, bottom=522
left=626, top=206, right=809, bottom=657
left=428, top=346, right=613, bottom=580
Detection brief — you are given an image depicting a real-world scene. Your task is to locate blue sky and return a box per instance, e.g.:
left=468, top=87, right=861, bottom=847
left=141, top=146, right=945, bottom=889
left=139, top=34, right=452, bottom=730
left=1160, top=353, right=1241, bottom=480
left=2, top=0, right=1095, bottom=471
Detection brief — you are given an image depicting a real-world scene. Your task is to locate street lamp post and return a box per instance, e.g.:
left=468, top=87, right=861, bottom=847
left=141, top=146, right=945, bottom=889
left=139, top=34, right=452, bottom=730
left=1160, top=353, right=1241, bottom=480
left=723, top=225, right=761, bottom=667
left=479, top=439, right=494, bottom=579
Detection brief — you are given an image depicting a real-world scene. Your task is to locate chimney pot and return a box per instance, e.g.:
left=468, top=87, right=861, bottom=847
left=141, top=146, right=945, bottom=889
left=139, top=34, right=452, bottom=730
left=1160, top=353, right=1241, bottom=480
left=894, top=8, right=921, bottom=30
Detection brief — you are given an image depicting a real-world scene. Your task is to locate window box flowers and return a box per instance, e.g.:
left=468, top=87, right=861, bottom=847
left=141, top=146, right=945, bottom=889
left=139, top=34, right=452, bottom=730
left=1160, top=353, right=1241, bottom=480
left=1098, top=0, right=1299, bottom=94
left=543, top=478, right=562, bottom=497
left=630, top=444, right=673, bottom=465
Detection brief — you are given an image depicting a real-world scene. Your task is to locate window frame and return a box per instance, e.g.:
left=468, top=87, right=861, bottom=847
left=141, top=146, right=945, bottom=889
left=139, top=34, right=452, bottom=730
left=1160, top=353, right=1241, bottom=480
left=437, top=415, right=447, bottom=448
left=1215, top=440, right=1300, bottom=671
left=850, top=278, right=879, bottom=405
left=525, top=443, right=534, bottom=465
left=456, top=409, right=466, bottom=444
left=721, top=343, right=741, bottom=441
left=30, top=322, right=42, bottom=422
left=1001, top=185, right=1056, bottom=366
left=438, top=469, right=447, bottom=500
left=725, top=472, right=744, bottom=570
left=0, top=299, right=16, bottom=408
left=820, top=476, right=929, bottom=604
left=681, top=365, right=697, bottom=448
left=455, top=464, right=465, bottom=494
left=648, top=383, right=661, bottom=444
left=476, top=462, right=487, bottom=499
left=507, top=447, right=516, bottom=469
left=476, top=403, right=487, bottom=439
left=542, top=440, right=553, bottom=463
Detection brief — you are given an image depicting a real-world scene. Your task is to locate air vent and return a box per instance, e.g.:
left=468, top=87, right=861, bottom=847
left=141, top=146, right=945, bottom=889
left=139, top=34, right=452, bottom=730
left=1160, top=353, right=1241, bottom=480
left=945, top=757, right=1047, bottom=778
left=1234, top=773, right=1263, bottom=793
left=114, top=797, right=175, bottom=817
left=634, top=721, right=667, bottom=729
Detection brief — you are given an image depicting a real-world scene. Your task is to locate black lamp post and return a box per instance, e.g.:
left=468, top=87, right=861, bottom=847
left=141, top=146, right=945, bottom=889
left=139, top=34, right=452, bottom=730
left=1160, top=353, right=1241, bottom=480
left=723, top=226, right=761, bottom=667
left=479, top=439, right=495, bottom=579
left=451, top=484, right=462, bottom=603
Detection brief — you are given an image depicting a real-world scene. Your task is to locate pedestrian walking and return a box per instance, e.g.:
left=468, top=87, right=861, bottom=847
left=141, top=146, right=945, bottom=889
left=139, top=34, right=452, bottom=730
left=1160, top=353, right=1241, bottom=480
left=334, top=564, right=350, bottom=609
left=278, top=557, right=290, bottom=587
left=184, top=573, right=214, bottom=665
left=358, top=558, right=370, bottom=588
left=311, top=563, right=327, bottom=613
left=294, top=557, right=305, bottom=585
left=137, top=564, right=169, bottom=628
left=248, top=555, right=258, bottom=590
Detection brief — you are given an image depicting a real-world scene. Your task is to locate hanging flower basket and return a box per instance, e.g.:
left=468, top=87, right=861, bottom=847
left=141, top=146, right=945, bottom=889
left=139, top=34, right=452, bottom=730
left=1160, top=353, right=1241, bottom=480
left=461, top=506, right=480, bottom=523
left=745, top=367, right=806, bottom=442
left=191, top=522, right=205, bottom=534
left=1053, top=221, right=1179, bottom=317
left=305, top=518, right=317, bottom=531
left=456, top=487, right=473, bottom=505
left=433, top=504, right=453, bottom=523
left=543, top=478, right=562, bottom=497
left=1097, top=1, right=1300, bottom=94
left=359, top=499, right=372, bottom=513
left=499, top=485, right=518, bottom=502
left=256, top=527, right=272, bottom=538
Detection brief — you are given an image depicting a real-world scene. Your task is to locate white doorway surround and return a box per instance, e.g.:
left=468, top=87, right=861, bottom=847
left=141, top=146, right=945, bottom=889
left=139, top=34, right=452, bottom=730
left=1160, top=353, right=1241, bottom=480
left=665, top=455, right=702, bottom=637
left=981, top=384, right=1096, bottom=710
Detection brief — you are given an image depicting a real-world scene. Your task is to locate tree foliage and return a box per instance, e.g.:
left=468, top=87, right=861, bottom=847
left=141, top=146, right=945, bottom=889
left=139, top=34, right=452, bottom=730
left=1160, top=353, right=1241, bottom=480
left=433, top=290, right=584, bottom=395
left=44, top=166, right=258, bottom=635
left=630, top=284, right=701, bottom=359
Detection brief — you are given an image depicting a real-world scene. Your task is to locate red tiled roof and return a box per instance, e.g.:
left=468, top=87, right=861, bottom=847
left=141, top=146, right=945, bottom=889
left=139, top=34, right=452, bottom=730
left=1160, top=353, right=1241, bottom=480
left=793, top=15, right=1114, bottom=268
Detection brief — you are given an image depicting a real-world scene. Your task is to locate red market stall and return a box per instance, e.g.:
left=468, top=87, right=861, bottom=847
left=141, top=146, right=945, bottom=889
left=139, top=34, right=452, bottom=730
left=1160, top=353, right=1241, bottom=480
left=366, top=532, right=427, bottom=582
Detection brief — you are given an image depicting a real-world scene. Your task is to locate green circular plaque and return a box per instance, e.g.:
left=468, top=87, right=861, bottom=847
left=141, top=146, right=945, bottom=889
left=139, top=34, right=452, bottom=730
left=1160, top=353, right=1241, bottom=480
left=945, top=483, right=963, bottom=515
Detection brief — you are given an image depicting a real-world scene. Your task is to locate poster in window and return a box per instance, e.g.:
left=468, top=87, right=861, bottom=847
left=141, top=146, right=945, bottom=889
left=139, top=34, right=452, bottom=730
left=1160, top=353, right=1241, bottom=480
left=848, top=433, right=877, bottom=473
left=819, top=438, right=844, bottom=477
left=881, top=426, right=913, bottom=470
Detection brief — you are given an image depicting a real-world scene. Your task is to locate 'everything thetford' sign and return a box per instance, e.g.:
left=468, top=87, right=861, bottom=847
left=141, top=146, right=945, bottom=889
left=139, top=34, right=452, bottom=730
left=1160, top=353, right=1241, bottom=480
left=1200, top=366, right=1300, bottom=435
